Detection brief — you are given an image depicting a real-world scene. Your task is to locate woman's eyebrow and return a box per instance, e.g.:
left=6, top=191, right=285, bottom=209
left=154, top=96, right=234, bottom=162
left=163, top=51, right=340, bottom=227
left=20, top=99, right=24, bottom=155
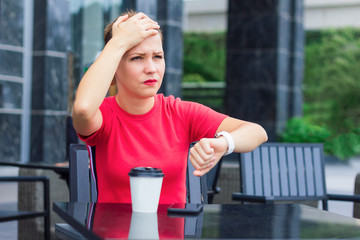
left=128, top=53, right=145, bottom=56
left=128, top=51, right=163, bottom=56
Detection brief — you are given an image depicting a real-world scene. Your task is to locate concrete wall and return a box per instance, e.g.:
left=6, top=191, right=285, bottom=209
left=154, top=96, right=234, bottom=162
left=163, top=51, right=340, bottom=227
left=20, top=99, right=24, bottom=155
left=183, top=0, right=360, bottom=32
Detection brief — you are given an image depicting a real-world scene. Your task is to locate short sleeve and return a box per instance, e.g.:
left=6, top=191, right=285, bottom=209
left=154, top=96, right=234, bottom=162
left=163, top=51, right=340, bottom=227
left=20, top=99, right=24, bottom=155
left=175, top=99, right=228, bottom=142
left=77, top=98, right=114, bottom=146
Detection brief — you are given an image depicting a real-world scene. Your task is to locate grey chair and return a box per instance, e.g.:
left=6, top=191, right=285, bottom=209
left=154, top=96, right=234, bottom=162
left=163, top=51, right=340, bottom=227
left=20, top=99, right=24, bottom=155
left=55, top=143, right=208, bottom=239
left=232, top=142, right=360, bottom=210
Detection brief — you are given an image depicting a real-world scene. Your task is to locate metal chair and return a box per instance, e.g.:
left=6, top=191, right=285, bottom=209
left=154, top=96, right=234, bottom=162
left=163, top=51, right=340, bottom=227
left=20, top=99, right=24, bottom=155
left=232, top=142, right=360, bottom=210
left=0, top=176, right=50, bottom=240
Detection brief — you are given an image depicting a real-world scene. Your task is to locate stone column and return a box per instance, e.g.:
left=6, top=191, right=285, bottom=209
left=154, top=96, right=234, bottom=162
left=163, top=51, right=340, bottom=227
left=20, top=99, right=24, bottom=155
left=225, top=0, right=304, bottom=140
left=288, top=0, right=304, bottom=117
left=30, top=0, right=70, bottom=163
left=157, top=0, right=183, bottom=97
left=0, top=0, right=23, bottom=162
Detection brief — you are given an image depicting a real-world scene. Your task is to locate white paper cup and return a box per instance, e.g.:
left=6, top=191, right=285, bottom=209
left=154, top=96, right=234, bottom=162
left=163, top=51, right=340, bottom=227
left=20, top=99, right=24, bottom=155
left=128, top=167, right=164, bottom=213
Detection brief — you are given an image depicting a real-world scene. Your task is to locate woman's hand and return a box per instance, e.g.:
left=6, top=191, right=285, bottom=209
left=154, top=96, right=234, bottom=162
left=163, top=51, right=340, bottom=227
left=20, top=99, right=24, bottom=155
left=189, top=137, right=228, bottom=177
left=111, top=12, right=160, bottom=51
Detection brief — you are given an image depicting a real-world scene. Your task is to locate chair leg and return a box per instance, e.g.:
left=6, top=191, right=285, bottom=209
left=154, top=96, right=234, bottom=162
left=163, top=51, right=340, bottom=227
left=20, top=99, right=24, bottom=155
left=322, top=200, right=328, bottom=211
left=44, top=178, right=50, bottom=240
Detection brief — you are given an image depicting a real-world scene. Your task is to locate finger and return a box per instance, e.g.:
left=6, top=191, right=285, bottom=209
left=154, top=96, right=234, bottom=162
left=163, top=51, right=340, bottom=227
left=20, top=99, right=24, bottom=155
left=189, top=149, right=214, bottom=171
left=193, top=166, right=212, bottom=177
left=189, top=148, right=202, bottom=169
left=143, top=22, right=160, bottom=31
left=190, top=146, right=209, bottom=168
left=133, top=12, right=151, bottom=21
left=139, top=17, right=159, bottom=25
left=199, top=139, right=215, bottom=155
left=114, top=14, right=129, bottom=25
left=195, top=140, right=214, bottom=161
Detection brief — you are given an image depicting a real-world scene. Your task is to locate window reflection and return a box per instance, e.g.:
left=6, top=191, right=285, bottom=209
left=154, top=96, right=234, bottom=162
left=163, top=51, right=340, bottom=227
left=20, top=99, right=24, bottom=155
left=69, top=0, right=123, bottom=89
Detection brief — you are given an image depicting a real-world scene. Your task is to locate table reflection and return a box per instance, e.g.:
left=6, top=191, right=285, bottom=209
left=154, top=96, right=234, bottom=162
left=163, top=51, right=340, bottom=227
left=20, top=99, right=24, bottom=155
left=128, top=212, right=159, bottom=239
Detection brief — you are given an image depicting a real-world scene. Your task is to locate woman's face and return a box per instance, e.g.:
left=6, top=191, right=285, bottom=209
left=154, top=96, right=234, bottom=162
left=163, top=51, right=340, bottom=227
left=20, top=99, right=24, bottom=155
left=115, top=33, right=165, bottom=99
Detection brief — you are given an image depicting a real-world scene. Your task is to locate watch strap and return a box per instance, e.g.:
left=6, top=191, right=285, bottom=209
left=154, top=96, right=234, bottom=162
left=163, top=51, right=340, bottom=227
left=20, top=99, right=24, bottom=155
left=215, top=131, right=235, bottom=155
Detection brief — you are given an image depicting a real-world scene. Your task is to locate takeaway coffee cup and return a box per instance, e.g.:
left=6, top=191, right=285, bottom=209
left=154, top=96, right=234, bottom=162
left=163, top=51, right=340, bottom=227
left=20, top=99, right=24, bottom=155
left=128, top=167, right=164, bottom=213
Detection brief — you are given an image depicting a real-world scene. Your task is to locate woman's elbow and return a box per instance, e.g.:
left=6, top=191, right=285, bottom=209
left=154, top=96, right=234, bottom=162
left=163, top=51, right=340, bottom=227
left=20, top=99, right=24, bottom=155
left=262, top=128, right=268, bottom=143
left=72, top=100, right=93, bottom=122
left=256, top=123, right=268, bottom=144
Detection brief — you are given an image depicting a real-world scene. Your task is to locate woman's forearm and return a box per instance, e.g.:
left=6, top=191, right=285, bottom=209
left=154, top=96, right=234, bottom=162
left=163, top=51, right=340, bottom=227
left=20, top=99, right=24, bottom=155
left=230, top=122, right=268, bottom=153
left=217, top=117, right=268, bottom=153
left=73, top=40, right=125, bottom=119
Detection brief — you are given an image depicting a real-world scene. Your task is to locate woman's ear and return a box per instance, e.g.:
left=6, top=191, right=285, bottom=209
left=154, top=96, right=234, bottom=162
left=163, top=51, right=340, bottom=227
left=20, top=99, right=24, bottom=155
left=108, top=77, right=117, bottom=96
left=111, top=77, right=116, bottom=85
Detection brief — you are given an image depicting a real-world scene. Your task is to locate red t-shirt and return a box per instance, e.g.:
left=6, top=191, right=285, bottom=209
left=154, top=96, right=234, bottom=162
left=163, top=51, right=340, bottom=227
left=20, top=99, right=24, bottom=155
left=80, top=94, right=227, bottom=204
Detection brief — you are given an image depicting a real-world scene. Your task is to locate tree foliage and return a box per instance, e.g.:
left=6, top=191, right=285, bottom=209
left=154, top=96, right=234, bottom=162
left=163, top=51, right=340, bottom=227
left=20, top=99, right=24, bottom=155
left=183, top=29, right=360, bottom=160
left=285, top=28, right=360, bottom=160
left=183, top=32, right=226, bottom=82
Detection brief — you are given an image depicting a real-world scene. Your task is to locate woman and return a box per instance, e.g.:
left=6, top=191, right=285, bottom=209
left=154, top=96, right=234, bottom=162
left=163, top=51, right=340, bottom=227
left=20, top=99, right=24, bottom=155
left=72, top=11, right=268, bottom=204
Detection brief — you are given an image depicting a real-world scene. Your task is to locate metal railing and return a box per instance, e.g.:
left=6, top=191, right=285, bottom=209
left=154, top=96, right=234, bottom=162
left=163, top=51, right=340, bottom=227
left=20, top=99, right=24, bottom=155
left=182, top=82, right=226, bottom=113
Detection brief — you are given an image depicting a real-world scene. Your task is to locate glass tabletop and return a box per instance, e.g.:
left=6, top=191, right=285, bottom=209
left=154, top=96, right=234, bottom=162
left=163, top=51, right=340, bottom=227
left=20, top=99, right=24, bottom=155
left=53, top=202, right=360, bottom=239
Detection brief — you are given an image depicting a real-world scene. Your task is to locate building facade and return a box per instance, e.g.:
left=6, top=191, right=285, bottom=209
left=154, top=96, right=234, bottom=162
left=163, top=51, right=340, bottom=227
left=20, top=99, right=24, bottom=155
left=184, top=0, right=360, bottom=32
left=0, top=0, right=183, bottom=163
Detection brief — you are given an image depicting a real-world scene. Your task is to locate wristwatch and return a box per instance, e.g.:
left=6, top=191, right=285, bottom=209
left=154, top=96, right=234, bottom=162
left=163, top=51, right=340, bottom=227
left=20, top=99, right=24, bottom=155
left=215, top=131, right=235, bottom=155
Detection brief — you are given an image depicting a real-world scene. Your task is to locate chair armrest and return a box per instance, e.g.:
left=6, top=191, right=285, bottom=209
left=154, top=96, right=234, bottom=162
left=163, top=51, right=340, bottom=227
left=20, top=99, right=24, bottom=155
left=207, top=187, right=221, bottom=196
left=232, top=192, right=268, bottom=203
left=328, top=193, right=360, bottom=202
left=0, top=176, right=50, bottom=209
left=0, top=176, right=49, bottom=183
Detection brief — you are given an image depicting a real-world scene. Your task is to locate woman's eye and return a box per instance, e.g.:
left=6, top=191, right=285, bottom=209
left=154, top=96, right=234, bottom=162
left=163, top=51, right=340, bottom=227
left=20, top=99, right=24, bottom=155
left=131, top=56, right=142, bottom=61
left=154, top=55, right=163, bottom=59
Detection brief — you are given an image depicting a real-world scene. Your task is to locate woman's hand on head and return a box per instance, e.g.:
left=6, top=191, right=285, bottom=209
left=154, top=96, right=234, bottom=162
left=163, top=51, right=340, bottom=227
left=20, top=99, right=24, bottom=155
left=189, top=138, right=228, bottom=177
left=111, top=12, right=160, bottom=50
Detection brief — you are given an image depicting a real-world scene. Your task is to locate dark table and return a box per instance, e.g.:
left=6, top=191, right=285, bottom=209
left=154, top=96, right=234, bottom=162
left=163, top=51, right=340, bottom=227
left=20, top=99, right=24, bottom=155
left=53, top=202, right=360, bottom=239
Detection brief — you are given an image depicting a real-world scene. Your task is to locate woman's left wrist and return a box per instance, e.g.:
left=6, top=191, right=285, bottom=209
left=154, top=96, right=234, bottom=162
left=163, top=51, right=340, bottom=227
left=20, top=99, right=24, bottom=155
left=215, top=131, right=235, bottom=155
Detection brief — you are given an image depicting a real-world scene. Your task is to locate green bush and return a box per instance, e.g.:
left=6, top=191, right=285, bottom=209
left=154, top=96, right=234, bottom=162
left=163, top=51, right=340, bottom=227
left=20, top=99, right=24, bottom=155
left=183, top=32, right=226, bottom=82
left=182, top=29, right=360, bottom=160
left=280, top=118, right=360, bottom=160
left=303, top=27, right=360, bottom=160
left=325, top=129, right=360, bottom=160
left=279, top=117, right=331, bottom=143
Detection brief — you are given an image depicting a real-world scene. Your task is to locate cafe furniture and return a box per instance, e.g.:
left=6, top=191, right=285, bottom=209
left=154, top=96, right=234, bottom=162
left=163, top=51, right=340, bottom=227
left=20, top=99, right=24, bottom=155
left=232, top=142, right=360, bottom=209
left=53, top=201, right=360, bottom=239
left=0, top=176, right=50, bottom=240
left=55, top=143, right=211, bottom=239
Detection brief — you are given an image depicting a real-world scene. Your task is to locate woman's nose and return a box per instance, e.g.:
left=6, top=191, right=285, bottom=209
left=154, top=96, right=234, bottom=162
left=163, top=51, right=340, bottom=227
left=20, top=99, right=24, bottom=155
left=144, top=59, right=156, bottom=73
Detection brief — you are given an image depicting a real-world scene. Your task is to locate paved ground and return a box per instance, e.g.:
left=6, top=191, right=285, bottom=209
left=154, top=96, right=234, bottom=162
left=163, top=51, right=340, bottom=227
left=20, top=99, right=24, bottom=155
left=0, top=167, right=18, bottom=240
left=0, top=158, right=359, bottom=240
left=325, top=157, right=360, bottom=217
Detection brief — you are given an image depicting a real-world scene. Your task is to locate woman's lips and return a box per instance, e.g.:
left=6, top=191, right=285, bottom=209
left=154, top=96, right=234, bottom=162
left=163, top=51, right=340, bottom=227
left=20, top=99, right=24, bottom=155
left=144, top=79, right=157, bottom=86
